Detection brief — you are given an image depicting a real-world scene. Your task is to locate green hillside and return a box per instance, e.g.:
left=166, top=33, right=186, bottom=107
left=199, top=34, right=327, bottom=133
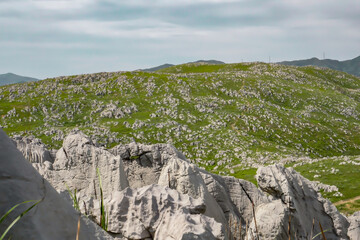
left=1, top=62, right=359, bottom=211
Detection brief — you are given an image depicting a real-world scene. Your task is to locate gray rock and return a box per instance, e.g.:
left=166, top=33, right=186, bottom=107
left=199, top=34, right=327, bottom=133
left=0, top=129, right=113, bottom=240
left=48, top=130, right=129, bottom=222
left=255, top=164, right=349, bottom=240
left=10, top=131, right=354, bottom=240
left=247, top=199, right=288, bottom=239
left=158, top=157, right=227, bottom=226
left=348, top=211, right=360, bottom=240
left=200, top=171, right=270, bottom=239
left=110, top=142, right=187, bottom=188
left=12, top=135, right=55, bottom=164
left=105, top=184, right=225, bottom=239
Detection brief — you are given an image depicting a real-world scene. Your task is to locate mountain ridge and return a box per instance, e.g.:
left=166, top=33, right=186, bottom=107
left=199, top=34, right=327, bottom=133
left=0, top=73, right=39, bottom=86
left=278, top=55, right=360, bottom=76
left=139, top=59, right=225, bottom=72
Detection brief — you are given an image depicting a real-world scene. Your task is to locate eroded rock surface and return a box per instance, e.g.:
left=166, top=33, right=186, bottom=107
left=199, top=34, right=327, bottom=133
left=9, top=131, right=357, bottom=240
left=105, top=185, right=224, bottom=239
left=12, top=135, right=55, bottom=165
left=110, top=142, right=187, bottom=188
left=348, top=211, right=360, bottom=240
left=254, top=164, right=350, bottom=240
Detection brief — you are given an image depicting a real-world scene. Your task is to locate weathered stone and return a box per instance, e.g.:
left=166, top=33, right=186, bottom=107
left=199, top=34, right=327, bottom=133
left=348, top=211, right=360, bottom=240
left=12, top=135, right=55, bottom=164
left=9, top=130, right=355, bottom=240
left=110, top=142, right=187, bottom=188
left=105, top=184, right=224, bottom=239
left=158, top=157, right=227, bottom=226
left=48, top=131, right=129, bottom=223
left=255, top=164, right=349, bottom=240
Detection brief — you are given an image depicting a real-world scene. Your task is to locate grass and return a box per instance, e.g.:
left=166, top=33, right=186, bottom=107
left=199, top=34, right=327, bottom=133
left=288, top=157, right=360, bottom=203
left=0, top=200, right=42, bottom=240
left=97, top=168, right=108, bottom=231
left=336, top=199, right=360, bottom=216
left=66, top=184, right=80, bottom=212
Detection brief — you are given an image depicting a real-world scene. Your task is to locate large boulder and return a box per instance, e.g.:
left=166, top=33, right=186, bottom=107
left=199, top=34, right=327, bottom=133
left=158, top=157, right=228, bottom=227
left=0, top=129, right=113, bottom=240
left=253, top=164, right=349, bottom=240
left=105, top=184, right=225, bottom=239
left=112, top=142, right=228, bottom=226
left=46, top=130, right=129, bottom=222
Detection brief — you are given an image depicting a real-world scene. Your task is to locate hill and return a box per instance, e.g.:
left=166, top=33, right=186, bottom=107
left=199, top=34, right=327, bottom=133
left=140, top=60, right=225, bottom=72
left=278, top=56, right=360, bottom=76
left=140, top=64, right=174, bottom=72
left=0, top=73, right=39, bottom=86
left=1, top=62, right=360, bottom=206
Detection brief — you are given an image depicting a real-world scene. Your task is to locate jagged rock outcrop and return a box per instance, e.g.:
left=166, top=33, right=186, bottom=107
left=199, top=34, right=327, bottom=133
left=111, top=141, right=269, bottom=234
left=158, top=157, right=228, bottom=226
left=348, top=211, right=360, bottom=240
left=0, top=129, right=113, bottom=240
left=105, top=184, right=224, bottom=239
left=47, top=130, right=129, bottom=220
left=110, top=142, right=187, bottom=188
left=9, top=131, right=359, bottom=240
left=253, top=164, right=350, bottom=239
left=11, top=135, right=55, bottom=166
left=200, top=172, right=270, bottom=239
left=41, top=131, right=226, bottom=239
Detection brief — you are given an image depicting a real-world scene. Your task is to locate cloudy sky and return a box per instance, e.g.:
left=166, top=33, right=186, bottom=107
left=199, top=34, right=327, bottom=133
left=1, top=0, right=359, bottom=79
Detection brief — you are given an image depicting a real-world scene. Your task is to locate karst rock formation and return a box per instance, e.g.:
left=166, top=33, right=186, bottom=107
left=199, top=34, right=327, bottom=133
left=1, top=129, right=359, bottom=239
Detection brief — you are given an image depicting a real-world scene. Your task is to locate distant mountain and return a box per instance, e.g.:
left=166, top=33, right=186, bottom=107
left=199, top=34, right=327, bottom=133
left=191, top=60, right=225, bottom=65
left=0, top=73, right=39, bottom=86
left=278, top=56, right=360, bottom=77
left=140, top=60, right=225, bottom=72
left=140, top=64, right=175, bottom=72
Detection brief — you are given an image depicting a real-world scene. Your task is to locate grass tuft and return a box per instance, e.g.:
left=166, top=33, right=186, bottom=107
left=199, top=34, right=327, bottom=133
left=0, top=199, right=42, bottom=240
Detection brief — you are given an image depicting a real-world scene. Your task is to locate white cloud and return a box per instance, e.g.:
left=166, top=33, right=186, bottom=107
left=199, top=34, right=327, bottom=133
left=106, top=0, right=242, bottom=7
left=56, top=19, right=210, bottom=38
left=31, top=0, right=93, bottom=10
left=0, top=0, right=359, bottom=77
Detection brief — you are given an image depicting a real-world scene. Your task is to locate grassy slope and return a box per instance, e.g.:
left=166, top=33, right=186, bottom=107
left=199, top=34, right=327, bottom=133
left=1, top=62, right=359, bottom=213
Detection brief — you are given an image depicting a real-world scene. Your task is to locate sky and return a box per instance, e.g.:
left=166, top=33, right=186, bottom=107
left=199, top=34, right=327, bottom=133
left=0, top=0, right=359, bottom=79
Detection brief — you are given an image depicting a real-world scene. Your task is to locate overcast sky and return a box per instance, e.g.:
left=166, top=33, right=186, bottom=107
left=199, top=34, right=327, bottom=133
left=1, top=0, right=359, bottom=79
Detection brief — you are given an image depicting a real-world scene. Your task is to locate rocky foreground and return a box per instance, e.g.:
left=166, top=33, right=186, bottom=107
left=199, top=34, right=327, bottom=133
left=1, top=129, right=359, bottom=239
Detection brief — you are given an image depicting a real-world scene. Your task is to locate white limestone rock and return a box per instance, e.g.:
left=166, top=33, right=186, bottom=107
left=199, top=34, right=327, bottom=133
left=104, top=184, right=225, bottom=240
left=10, top=131, right=354, bottom=240
left=47, top=130, right=129, bottom=223
left=0, top=129, right=113, bottom=240
left=348, top=211, right=360, bottom=240
left=11, top=135, right=55, bottom=164
left=200, top=171, right=270, bottom=239
left=255, top=164, right=349, bottom=240
left=247, top=200, right=288, bottom=239
left=158, top=157, right=227, bottom=226
left=110, top=142, right=187, bottom=188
